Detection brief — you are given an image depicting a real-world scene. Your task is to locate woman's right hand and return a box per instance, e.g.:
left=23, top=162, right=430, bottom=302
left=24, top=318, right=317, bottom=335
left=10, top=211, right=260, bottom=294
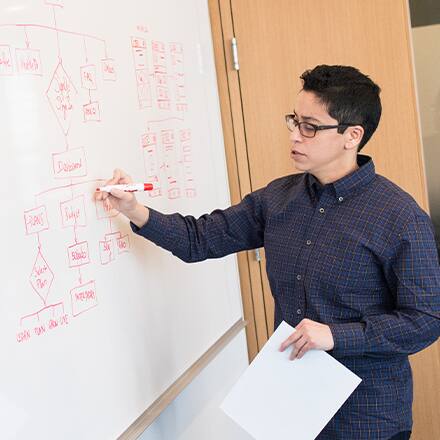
left=94, top=169, right=150, bottom=228
left=94, top=168, right=138, bottom=215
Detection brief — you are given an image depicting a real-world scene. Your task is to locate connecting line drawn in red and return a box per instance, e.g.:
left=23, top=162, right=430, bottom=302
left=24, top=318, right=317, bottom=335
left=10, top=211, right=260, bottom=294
left=161, top=129, right=181, bottom=199
left=60, top=194, right=87, bottom=228
left=0, top=23, right=106, bottom=46
left=45, top=0, right=64, bottom=7
left=51, top=3, right=62, bottom=61
left=141, top=131, right=161, bottom=197
left=52, top=147, right=87, bottom=179
left=0, top=45, right=14, bottom=75
left=170, top=42, right=187, bottom=112
left=17, top=302, right=68, bottom=343
left=180, top=129, right=196, bottom=198
left=131, top=36, right=152, bottom=109
left=152, top=40, right=170, bottom=110
left=34, top=178, right=105, bottom=199
left=67, top=241, right=90, bottom=268
left=83, top=36, right=88, bottom=63
left=145, top=116, right=184, bottom=129
left=29, top=249, right=55, bottom=305
left=23, top=25, right=30, bottom=48
left=46, top=61, right=78, bottom=135
left=70, top=280, right=97, bottom=317
left=101, top=58, right=116, bottom=81
left=24, top=205, right=50, bottom=235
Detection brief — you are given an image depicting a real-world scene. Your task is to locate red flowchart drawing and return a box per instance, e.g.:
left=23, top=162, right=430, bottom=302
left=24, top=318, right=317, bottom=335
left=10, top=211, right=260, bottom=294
left=15, top=48, right=43, bottom=75
left=67, top=241, right=90, bottom=267
left=117, top=234, right=130, bottom=254
left=60, top=195, right=87, bottom=228
left=131, top=36, right=151, bottom=109
left=83, top=101, right=101, bottom=122
left=180, top=129, right=196, bottom=197
left=46, top=61, right=78, bottom=135
left=24, top=205, right=49, bottom=235
left=95, top=199, right=118, bottom=220
left=80, top=64, right=97, bottom=90
left=17, top=302, right=68, bottom=343
left=152, top=40, right=166, bottom=73
left=0, top=45, right=13, bottom=75
left=170, top=42, right=187, bottom=111
left=70, top=280, right=97, bottom=317
left=101, top=58, right=116, bottom=81
left=99, top=231, right=129, bottom=265
left=152, top=40, right=170, bottom=110
left=99, top=239, right=115, bottom=265
left=52, top=147, right=87, bottom=179
left=141, top=131, right=162, bottom=197
left=29, top=249, right=54, bottom=304
left=161, top=129, right=181, bottom=199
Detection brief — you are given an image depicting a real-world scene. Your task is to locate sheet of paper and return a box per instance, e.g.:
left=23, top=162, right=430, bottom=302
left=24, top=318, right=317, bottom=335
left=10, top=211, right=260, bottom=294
left=220, top=321, right=362, bottom=440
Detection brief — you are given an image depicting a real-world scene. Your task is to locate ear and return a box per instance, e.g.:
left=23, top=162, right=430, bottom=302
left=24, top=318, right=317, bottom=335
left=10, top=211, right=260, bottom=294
left=344, top=125, right=364, bottom=151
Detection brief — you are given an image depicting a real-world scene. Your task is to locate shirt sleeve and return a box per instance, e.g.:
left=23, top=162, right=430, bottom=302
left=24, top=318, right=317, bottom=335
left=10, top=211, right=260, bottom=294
left=130, top=189, right=266, bottom=263
left=329, top=212, right=440, bottom=358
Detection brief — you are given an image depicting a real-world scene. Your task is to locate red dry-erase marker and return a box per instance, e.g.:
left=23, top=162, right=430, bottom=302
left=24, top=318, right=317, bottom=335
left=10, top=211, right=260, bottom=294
left=96, top=183, right=153, bottom=192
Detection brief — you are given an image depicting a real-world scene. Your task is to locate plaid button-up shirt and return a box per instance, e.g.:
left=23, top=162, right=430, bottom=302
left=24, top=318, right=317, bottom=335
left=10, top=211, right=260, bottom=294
left=132, top=155, right=440, bottom=439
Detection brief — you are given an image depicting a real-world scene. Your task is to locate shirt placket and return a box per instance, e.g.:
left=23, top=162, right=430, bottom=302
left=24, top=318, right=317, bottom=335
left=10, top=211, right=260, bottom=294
left=293, top=189, right=333, bottom=321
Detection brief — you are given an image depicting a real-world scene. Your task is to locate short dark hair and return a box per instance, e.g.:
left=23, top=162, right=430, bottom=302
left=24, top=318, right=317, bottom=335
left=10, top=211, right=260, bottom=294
left=300, top=65, right=382, bottom=150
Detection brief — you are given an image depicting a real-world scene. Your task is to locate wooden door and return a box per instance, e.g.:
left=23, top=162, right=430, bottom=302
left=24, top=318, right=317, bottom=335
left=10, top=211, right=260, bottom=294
left=209, top=0, right=439, bottom=438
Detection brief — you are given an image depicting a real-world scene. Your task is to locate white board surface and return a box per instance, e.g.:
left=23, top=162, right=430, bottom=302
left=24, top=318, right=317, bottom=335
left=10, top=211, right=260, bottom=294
left=0, top=1, right=243, bottom=439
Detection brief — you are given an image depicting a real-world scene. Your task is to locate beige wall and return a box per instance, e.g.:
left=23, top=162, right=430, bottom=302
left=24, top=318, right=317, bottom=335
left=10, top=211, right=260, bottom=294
left=412, top=24, right=440, bottom=246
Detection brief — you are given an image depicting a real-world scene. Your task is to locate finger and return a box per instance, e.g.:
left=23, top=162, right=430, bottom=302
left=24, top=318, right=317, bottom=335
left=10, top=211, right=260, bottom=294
left=290, top=338, right=307, bottom=360
left=113, top=168, right=133, bottom=184
left=295, top=319, right=309, bottom=330
left=296, top=342, right=311, bottom=359
left=103, top=198, right=113, bottom=212
left=102, top=168, right=123, bottom=187
left=279, top=331, right=301, bottom=351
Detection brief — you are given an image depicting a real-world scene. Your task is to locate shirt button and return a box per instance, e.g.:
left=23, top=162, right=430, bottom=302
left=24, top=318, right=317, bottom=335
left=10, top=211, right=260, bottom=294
left=296, top=309, right=302, bottom=315
left=319, top=207, right=325, bottom=213
left=296, top=274, right=302, bottom=280
left=338, top=196, right=344, bottom=202
left=306, top=240, right=312, bottom=245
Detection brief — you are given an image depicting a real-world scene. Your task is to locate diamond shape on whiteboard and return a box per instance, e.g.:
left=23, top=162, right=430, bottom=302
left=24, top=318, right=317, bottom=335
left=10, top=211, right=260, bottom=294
left=29, top=250, right=54, bottom=304
left=46, top=62, right=78, bottom=135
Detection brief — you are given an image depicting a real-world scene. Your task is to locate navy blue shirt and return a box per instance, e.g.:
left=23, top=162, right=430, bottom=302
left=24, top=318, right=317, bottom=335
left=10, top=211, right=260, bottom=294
left=132, top=155, right=440, bottom=439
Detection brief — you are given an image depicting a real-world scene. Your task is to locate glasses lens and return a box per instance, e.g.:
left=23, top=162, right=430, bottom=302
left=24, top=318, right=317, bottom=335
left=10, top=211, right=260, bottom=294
left=285, top=115, right=296, bottom=131
left=299, top=122, right=316, bottom=138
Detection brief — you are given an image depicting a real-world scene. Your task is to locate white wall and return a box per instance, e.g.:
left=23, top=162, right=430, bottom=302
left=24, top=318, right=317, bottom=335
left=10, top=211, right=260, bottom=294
left=139, top=330, right=253, bottom=440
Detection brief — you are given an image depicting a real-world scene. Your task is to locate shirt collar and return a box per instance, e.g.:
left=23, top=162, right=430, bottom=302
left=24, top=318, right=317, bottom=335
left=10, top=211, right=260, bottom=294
left=306, top=155, right=375, bottom=202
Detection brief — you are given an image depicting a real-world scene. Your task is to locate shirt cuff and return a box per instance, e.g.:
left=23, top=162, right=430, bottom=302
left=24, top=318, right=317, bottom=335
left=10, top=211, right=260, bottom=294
left=130, top=207, right=169, bottom=244
left=328, top=322, right=366, bottom=357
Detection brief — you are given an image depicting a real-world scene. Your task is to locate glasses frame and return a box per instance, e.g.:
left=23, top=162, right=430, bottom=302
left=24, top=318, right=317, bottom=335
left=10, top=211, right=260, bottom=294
left=285, top=114, right=357, bottom=138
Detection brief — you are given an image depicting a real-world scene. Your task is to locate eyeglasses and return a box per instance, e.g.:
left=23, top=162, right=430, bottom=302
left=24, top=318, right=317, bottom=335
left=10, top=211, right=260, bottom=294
left=285, top=114, right=356, bottom=138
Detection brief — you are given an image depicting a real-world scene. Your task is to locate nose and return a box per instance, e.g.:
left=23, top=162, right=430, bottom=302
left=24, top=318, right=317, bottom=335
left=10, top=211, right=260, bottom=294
left=289, top=124, right=302, bottom=143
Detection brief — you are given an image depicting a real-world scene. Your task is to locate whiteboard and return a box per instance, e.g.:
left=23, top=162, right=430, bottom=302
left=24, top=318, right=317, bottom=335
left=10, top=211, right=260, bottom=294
left=0, top=1, right=243, bottom=439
